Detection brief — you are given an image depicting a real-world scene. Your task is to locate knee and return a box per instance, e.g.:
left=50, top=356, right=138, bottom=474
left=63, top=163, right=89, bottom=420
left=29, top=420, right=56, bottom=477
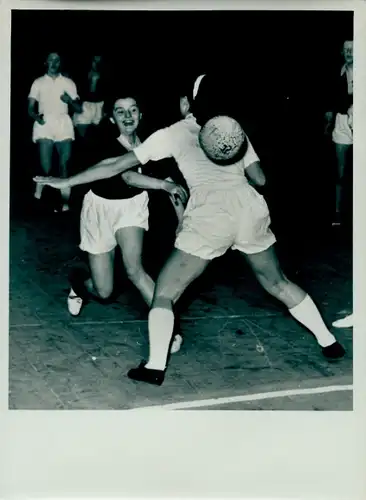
left=124, top=262, right=144, bottom=284
left=95, top=286, right=113, bottom=300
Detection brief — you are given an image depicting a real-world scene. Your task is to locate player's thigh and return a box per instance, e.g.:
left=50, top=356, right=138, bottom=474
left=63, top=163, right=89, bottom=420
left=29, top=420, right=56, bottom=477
left=88, top=249, right=115, bottom=298
left=115, top=226, right=145, bottom=274
left=153, top=248, right=210, bottom=308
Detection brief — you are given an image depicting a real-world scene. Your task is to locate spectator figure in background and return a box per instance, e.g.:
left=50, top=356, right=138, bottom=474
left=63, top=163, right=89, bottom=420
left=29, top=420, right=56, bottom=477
left=325, top=39, right=353, bottom=226
left=73, top=55, right=106, bottom=139
left=28, top=51, right=82, bottom=212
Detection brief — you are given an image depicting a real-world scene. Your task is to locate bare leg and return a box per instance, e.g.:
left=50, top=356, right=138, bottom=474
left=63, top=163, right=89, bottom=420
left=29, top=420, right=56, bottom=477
left=67, top=249, right=115, bottom=316
left=35, top=139, right=54, bottom=199
left=55, top=139, right=72, bottom=209
left=87, top=250, right=116, bottom=299
left=115, top=226, right=155, bottom=306
left=243, top=245, right=344, bottom=357
left=128, top=248, right=209, bottom=384
left=75, top=124, right=89, bottom=139
left=334, top=142, right=351, bottom=217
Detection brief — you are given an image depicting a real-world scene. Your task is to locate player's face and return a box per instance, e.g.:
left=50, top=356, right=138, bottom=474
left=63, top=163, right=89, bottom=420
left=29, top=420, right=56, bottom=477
left=342, top=41, right=353, bottom=65
left=46, top=53, right=61, bottom=74
left=111, top=98, right=141, bottom=136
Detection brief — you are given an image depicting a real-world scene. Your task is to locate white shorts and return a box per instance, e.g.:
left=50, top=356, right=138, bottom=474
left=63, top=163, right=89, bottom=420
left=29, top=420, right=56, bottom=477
left=79, top=190, right=149, bottom=255
left=32, top=114, right=75, bottom=143
left=332, top=113, right=353, bottom=145
left=175, top=184, right=276, bottom=260
left=73, top=101, right=104, bottom=126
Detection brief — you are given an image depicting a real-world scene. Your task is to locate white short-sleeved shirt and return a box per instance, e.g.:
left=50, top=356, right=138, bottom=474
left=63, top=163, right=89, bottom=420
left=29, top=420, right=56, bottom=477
left=134, top=114, right=259, bottom=192
left=28, top=74, right=79, bottom=117
left=341, top=64, right=353, bottom=96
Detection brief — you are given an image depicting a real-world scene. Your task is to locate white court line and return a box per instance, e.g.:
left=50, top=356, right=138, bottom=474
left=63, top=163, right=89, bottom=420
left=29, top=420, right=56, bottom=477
left=129, top=384, right=353, bottom=411
left=9, top=312, right=278, bottom=328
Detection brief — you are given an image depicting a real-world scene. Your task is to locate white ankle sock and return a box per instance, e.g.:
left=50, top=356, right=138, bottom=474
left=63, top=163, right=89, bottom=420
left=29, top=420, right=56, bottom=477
left=145, top=307, right=175, bottom=370
left=289, top=294, right=336, bottom=348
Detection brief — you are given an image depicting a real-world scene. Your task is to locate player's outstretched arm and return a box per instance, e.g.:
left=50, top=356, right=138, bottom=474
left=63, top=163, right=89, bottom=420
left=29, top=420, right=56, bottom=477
left=122, top=171, right=188, bottom=204
left=34, top=151, right=141, bottom=190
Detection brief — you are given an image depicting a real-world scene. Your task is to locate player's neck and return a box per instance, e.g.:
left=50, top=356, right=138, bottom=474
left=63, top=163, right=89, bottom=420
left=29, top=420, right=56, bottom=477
left=46, top=72, right=60, bottom=79
left=119, top=132, right=138, bottom=147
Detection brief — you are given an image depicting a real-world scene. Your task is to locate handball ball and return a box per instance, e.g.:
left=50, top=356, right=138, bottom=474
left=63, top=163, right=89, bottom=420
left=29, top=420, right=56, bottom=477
left=199, top=115, right=247, bottom=166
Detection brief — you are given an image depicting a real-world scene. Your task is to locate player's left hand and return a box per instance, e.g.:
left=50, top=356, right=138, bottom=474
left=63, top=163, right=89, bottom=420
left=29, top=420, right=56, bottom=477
left=163, top=181, right=189, bottom=205
left=33, top=176, right=71, bottom=190
left=60, top=92, right=72, bottom=104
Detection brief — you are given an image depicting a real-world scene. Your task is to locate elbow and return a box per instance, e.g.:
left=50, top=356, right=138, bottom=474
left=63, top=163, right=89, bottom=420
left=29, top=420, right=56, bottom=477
left=256, top=175, right=266, bottom=187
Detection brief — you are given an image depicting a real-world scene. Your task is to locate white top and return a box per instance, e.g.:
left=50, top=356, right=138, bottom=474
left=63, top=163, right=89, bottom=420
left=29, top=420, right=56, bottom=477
left=134, top=114, right=260, bottom=192
left=28, top=74, right=79, bottom=117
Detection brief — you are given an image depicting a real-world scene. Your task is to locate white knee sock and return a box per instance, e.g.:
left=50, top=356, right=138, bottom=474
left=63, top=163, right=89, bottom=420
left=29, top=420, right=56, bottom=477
left=145, top=307, right=175, bottom=370
left=289, top=294, right=336, bottom=348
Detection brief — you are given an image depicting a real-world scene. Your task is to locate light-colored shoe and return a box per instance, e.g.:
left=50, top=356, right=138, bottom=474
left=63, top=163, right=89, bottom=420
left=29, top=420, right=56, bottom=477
left=67, top=288, right=83, bottom=316
left=332, top=313, right=353, bottom=328
left=170, top=334, right=183, bottom=354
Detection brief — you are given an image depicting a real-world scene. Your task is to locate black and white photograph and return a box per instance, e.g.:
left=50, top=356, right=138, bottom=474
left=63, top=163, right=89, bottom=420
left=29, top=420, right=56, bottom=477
left=9, top=6, right=354, bottom=412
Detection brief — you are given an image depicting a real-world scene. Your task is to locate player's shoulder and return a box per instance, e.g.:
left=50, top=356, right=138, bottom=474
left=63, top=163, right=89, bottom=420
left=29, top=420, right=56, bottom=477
left=61, top=74, right=76, bottom=85
left=32, top=75, right=47, bottom=85
left=166, top=116, right=195, bottom=137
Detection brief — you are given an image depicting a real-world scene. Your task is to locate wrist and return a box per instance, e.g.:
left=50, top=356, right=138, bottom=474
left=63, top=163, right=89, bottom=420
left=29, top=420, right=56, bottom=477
left=161, top=180, right=171, bottom=192
left=66, top=176, right=75, bottom=188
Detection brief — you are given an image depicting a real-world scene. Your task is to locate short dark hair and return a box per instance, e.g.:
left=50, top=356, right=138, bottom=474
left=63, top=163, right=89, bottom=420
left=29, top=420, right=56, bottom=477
left=103, top=88, right=143, bottom=117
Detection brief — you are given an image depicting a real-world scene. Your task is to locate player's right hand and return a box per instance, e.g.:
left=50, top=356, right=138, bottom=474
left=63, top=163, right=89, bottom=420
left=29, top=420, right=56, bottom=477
left=33, top=176, right=70, bottom=190
left=37, top=114, right=45, bottom=125
left=163, top=181, right=189, bottom=205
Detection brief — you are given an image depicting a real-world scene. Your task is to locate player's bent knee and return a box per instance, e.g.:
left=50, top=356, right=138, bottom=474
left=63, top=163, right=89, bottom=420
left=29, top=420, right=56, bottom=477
left=124, top=263, right=143, bottom=284
left=95, top=287, right=113, bottom=300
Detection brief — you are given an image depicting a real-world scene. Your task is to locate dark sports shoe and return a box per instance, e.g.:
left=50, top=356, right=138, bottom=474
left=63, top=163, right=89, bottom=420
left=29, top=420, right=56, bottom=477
left=322, top=341, right=346, bottom=359
left=127, top=361, right=165, bottom=386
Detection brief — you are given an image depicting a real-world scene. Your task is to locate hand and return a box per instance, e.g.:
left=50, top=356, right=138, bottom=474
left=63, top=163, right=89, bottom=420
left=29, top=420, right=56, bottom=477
left=33, top=176, right=71, bottom=190
left=60, top=91, right=72, bottom=104
left=163, top=181, right=189, bottom=205
left=324, top=123, right=333, bottom=136
left=324, top=111, right=334, bottom=136
left=37, top=114, right=45, bottom=125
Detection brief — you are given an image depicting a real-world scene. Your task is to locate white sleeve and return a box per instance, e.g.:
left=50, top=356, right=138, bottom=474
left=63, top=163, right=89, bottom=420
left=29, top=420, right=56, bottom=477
left=133, top=127, right=175, bottom=165
left=28, top=79, right=40, bottom=101
left=67, top=79, right=79, bottom=100
left=243, top=137, right=260, bottom=168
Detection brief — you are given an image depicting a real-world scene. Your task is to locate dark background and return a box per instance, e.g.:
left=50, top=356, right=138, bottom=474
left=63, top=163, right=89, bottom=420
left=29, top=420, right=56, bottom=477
left=10, top=9, right=353, bottom=263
